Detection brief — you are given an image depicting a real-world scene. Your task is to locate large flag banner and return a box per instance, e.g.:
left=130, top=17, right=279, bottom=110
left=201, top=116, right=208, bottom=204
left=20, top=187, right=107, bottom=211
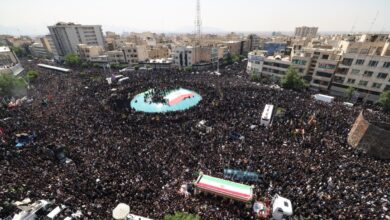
left=195, top=174, right=253, bottom=202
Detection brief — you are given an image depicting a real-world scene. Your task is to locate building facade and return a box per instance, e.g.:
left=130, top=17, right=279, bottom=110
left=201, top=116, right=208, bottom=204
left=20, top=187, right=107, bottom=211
left=0, top=46, right=24, bottom=75
left=330, top=53, right=390, bottom=102
left=48, top=22, right=105, bottom=59
left=246, top=50, right=291, bottom=80
left=294, top=26, right=318, bottom=38
left=77, top=44, right=104, bottom=61
left=29, top=43, right=50, bottom=58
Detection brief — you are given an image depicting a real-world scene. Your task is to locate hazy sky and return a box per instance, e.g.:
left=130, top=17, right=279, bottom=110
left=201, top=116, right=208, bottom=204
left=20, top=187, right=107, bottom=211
left=1, top=0, right=389, bottom=35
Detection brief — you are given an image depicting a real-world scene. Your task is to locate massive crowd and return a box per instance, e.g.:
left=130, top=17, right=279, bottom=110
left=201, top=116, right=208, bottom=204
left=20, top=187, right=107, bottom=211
left=0, top=60, right=390, bottom=219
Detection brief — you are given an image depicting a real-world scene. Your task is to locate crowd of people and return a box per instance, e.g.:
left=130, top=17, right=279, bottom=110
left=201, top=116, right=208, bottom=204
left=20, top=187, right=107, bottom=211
left=143, top=86, right=181, bottom=105
left=0, top=60, right=390, bottom=219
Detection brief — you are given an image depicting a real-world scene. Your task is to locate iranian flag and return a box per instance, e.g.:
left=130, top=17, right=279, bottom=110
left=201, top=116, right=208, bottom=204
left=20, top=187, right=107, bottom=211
left=165, top=89, right=194, bottom=106
left=195, top=174, right=253, bottom=202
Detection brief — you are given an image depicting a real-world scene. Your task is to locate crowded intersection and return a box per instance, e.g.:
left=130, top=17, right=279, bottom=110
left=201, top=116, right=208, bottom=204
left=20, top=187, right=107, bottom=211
left=1, top=60, right=390, bottom=219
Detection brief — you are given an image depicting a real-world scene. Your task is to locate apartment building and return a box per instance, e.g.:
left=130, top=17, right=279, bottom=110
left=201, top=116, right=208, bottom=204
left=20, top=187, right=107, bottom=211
left=292, top=48, right=342, bottom=90
left=48, top=22, right=105, bottom=59
left=247, top=50, right=291, bottom=80
left=330, top=53, right=390, bottom=102
left=0, top=46, right=24, bottom=75
left=246, top=34, right=261, bottom=51
left=224, top=40, right=247, bottom=56
left=77, top=44, right=104, bottom=61
left=105, top=43, right=147, bottom=65
left=29, top=43, right=50, bottom=58
left=173, top=46, right=194, bottom=67
left=148, top=45, right=170, bottom=59
left=173, top=45, right=218, bottom=68
left=294, top=26, right=318, bottom=38
left=327, top=34, right=390, bottom=102
left=40, top=35, right=59, bottom=59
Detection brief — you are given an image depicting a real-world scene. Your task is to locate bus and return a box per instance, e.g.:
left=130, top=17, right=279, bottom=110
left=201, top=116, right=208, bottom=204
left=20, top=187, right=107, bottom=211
left=261, top=104, right=274, bottom=127
left=37, top=64, right=71, bottom=73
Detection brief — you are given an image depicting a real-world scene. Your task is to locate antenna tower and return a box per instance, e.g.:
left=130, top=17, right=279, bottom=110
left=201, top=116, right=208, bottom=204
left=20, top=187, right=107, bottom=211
left=195, top=0, right=202, bottom=46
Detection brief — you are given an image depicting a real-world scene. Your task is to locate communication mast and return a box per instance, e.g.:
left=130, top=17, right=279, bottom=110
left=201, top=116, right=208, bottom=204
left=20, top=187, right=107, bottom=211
left=195, top=0, right=202, bottom=46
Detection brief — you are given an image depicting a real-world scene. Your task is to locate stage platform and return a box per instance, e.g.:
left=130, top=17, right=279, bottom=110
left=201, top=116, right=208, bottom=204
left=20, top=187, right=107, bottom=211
left=130, top=88, right=202, bottom=113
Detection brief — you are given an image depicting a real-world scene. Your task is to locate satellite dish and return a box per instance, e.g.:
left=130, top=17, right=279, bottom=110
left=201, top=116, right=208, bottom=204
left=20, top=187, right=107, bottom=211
left=113, top=203, right=130, bottom=220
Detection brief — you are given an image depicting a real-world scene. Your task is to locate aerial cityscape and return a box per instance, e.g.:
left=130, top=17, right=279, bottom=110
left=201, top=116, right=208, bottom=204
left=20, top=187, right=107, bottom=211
left=0, top=0, right=390, bottom=219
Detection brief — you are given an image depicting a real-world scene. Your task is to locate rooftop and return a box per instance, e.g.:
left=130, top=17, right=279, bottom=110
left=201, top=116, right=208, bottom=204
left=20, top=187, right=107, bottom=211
left=0, top=46, right=11, bottom=52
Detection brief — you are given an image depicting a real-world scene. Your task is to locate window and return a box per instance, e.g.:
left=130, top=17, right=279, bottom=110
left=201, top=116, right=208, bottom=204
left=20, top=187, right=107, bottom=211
left=347, top=78, right=356, bottom=84
left=358, top=80, right=368, bottom=86
left=292, top=59, right=307, bottom=65
left=385, top=85, right=390, bottom=91
left=372, top=83, right=382, bottom=89
left=322, top=54, right=329, bottom=59
left=342, top=58, right=353, bottom=66
left=355, top=59, right=365, bottom=65
left=383, top=62, right=390, bottom=68
left=368, top=60, right=379, bottom=67
left=316, top=71, right=332, bottom=78
left=351, top=69, right=360, bottom=75
left=333, top=76, right=345, bottom=83
left=349, top=48, right=358, bottom=53
left=318, top=63, right=336, bottom=70
left=360, top=49, right=369, bottom=55
left=363, top=71, right=373, bottom=77
left=377, top=72, right=388, bottom=79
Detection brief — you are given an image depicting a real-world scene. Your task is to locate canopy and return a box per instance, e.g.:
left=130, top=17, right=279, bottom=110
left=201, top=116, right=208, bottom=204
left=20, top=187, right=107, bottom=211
left=195, top=174, right=253, bottom=202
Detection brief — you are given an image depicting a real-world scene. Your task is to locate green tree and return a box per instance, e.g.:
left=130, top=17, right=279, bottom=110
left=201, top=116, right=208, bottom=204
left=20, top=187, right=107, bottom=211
left=250, top=73, right=261, bottom=82
left=64, top=53, right=81, bottom=66
left=281, top=67, right=308, bottom=91
left=231, top=54, right=240, bottom=63
left=0, top=74, right=27, bottom=97
left=26, top=70, right=39, bottom=81
left=379, top=90, right=390, bottom=112
left=184, top=66, right=193, bottom=72
left=11, top=46, right=26, bottom=57
left=345, top=86, right=355, bottom=100
left=164, top=212, right=201, bottom=220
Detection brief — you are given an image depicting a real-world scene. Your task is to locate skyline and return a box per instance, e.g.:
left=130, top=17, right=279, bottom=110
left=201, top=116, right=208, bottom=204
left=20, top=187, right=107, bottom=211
left=1, top=0, right=390, bottom=36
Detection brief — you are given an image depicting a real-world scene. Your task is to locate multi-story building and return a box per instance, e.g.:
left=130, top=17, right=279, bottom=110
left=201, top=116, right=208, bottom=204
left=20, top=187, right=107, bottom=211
left=246, top=50, right=291, bottom=80
left=48, top=22, right=105, bottom=59
left=29, top=43, right=50, bottom=58
left=148, top=45, right=170, bottom=59
left=292, top=48, right=342, bottom=90
left=217, top=46, right=229, bottom=59
left=173, top=45, right=218, bottom=68
left=246, top=34, right=260, bottom=51
left=248, top=48, right=341, bottom=89
left=294, top=26, right=318, bottom=38
left=40, top=35, right=59, bottom=59
left=224, top=40, right=247, bottom=56
left=105, top=43, right=147, bottom=65
left=77, top=44, right=104, bottom=61
left=107, top=50, right=126, bottom=64
left=0, top=46, right=24, bottom=75
left=330, top=53, right=390, bottom=103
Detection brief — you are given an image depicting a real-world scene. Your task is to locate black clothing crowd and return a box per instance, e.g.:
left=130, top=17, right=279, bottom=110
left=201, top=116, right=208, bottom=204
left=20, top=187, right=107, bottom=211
left=0, top=61, right=389, bottom=219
